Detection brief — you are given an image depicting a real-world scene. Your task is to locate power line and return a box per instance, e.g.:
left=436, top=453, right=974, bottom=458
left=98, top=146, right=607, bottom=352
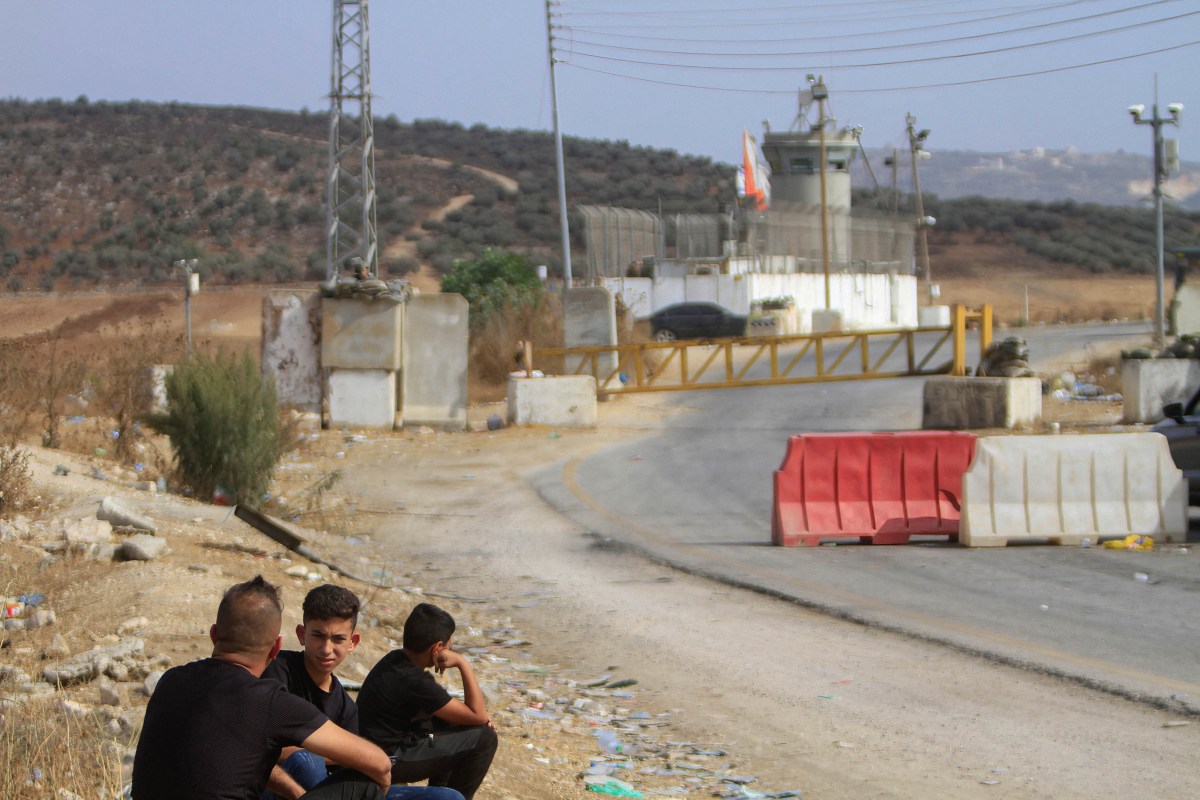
left=557, top=10, right=1199, bottom=71
left=558, top=39, right=1200, bottom=94
left=553, top=0, right=1099, bottom=46
left=555, top=0, right=1181, bottom=58
left=553, top=0, right=1102, bottom=29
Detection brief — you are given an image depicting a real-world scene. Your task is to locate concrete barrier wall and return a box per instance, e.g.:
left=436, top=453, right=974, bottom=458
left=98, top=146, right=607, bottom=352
left=923, top=377, right=1042, bottom=429
left=1122, top=358, right=1200, bottom=423
left=564, top=287, right=618, bottom=377
left=507, top=376, right=597, bottom=428
left=262, top=291, right=321, bottom=410
left=328, top=369, right=396, bottom=429
left=321, top=298, right=403, bottom=371
left=401, top=293, right=468, bottom=430
left=960, top=433, right=1188, bottom=546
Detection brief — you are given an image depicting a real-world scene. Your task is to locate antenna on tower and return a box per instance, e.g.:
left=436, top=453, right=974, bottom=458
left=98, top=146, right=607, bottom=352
left=326, top=0, right=378, bottom=283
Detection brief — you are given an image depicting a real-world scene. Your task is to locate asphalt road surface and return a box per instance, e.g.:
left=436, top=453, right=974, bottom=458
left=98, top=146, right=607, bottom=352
left=534, top=321, right=1200, bottom=710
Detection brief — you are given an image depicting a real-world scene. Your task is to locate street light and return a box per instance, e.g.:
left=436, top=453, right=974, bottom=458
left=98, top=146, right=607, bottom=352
left=906, top=113, right=933, bottom=284
left=173, top=259, right=199, bottom=357
left=1130, top=97, right=1183, bottom=347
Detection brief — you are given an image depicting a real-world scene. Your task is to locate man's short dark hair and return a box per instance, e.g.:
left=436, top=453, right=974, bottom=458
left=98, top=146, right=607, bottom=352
left=302, top=584, right=361, bottom=628
left=403, top=603, right=455, bottom=653
left=214, top=575, right=283, bottom=656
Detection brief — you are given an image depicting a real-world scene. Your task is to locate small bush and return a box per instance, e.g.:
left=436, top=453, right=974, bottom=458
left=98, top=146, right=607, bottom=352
left=0, top=442, right=32, bottom=516
left=145, top=349, right=292, bottom=505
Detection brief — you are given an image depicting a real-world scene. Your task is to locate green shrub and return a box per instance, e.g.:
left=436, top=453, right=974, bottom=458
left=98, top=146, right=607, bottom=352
left=145, top=350, right=292, bottom=505
left=441, top=249, right=543, bottom=324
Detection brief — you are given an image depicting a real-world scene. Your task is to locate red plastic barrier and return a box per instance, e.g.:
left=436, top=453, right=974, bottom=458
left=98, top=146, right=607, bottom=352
left=772, top=432, right=977, bottom=547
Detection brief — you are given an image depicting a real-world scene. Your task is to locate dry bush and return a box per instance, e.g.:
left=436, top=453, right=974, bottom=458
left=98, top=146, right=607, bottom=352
left=93, top=327, right=177, bottom=465
left=469, top=293, right=564, bottom=394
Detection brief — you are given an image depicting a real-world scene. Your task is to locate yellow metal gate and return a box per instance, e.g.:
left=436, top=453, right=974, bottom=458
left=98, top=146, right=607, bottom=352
left=532, top=305, right=992, bottom=396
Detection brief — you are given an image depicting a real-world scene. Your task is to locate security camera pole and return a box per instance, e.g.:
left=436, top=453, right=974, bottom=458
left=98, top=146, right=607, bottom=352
left=1130, top=90, right=1183, bottom=348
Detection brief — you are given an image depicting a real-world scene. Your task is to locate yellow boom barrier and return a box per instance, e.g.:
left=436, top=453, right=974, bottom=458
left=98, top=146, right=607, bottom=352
left=533, top=304, right=992, bottom=396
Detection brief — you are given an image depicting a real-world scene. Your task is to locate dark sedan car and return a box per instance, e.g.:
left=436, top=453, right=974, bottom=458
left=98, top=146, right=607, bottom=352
left=1154, top=386, right=1200, bottom=505
left=649, top=302, right=748, bottom=341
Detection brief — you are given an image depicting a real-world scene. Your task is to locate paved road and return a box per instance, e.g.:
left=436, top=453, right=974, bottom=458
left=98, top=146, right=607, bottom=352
left=534, top=321, right=1200, bottom=710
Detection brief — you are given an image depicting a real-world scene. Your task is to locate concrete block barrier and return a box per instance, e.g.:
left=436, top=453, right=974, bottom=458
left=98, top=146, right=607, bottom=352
left=923, top=376, right=1041, bottom=430
left=508, top=376, right=597, bottom=428
left=960, top=433, right=1188, bottom=546
left=1121, top=357, right=1200, bottom=424
left=772, top=432, right=977, bottom=547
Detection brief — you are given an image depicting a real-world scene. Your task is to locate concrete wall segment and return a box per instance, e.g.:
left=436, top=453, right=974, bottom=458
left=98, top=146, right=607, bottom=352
left=262, top=291, right=322, bottom=410
left=401, top=293, right=468, bottom=430
left=320, top=297, right=403, bottom=371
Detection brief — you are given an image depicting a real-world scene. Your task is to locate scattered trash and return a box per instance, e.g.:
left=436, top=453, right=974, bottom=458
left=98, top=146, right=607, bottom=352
left=53, top=465, right=70, bottom=476
left=583, top=776, right=644, bottom=798
left=1162, top=720, right=1191, bottom=728
left=94, top=447, right=107, bottom=457
left=1039, top=604, right=1050, bottom=611
left=1134, top=572, right=1153, bottom=584
left=1102, top=535, right=1154, bottom=551
left=1079, top=537, right=1092, bottom=548
left=980, top=779, right=1001, bottom=785
left=549, top=431, right=561, bottom=439
left=487, top=414, right=505, bottom=431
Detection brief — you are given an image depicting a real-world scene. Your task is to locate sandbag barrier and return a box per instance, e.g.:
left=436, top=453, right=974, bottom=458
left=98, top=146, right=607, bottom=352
left=772, top=432, right=977, bottom=547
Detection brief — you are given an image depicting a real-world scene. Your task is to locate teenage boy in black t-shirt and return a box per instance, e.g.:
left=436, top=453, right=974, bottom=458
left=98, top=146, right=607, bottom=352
left=131, top=576, right=391, bottom=800
left=357, top=603, right=497, bottom=800
left=262, top=586, right=461, bottom=800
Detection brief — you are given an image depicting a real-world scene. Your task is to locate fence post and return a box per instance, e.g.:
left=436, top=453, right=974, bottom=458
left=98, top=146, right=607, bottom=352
left=980, top=304, right=993, bottom=363
left=952, top=305, right=967, bottom=376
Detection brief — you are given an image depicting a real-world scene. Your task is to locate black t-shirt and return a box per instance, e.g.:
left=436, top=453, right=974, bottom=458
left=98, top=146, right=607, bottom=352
left=131, top=658, right=328, bottom=800
left=356, top=650, right=452, bottom=752
left=262, top=650, right=359, bottom=734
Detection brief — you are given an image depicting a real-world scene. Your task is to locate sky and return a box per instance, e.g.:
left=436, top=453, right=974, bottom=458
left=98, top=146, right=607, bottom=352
left=0, top=1, right=1197, bottom=166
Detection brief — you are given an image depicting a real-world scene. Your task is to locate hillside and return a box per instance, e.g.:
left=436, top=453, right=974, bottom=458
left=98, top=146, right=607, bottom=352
left=1, top=98, right=1199, bottom=292
left=857, top=146, right=1200, bottom=211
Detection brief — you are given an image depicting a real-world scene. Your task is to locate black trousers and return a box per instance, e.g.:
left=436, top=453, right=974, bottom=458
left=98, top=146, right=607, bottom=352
left=389, top=725, right=497, bottom=800
left=300, top=769, right=384, bottom=800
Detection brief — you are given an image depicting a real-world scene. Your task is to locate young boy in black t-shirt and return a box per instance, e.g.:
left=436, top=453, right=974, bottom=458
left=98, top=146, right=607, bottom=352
left=357, top=603, right=497, bottom=800
left=264, top=586, right=462, bottom=800
left=262, top=584, right=364, bottom=797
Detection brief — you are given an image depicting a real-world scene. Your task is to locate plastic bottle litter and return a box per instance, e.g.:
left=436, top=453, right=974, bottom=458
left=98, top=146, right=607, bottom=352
left=583, top=776, right=644, bottom=798
left=595, top=730, right=625, bottom=754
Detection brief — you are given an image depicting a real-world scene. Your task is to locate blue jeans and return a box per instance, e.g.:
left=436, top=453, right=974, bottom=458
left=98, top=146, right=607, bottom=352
left=267, top=750, right=465, bottom=800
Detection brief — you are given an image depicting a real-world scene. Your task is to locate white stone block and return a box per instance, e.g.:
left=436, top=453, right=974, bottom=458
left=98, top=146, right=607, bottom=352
left=923, top=377, right=1042, bottom=430
left=919, top=305, right=952, bottom=327
left=328, top=369, right=396, bottom=429
left=1121, top=357, right=1200, bottom=424
left=508, top=376, right=597, bottom=428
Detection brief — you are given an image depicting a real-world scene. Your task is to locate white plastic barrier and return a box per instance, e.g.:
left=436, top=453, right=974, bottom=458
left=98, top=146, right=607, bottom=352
left=961, top=433, right=1188, bottom=546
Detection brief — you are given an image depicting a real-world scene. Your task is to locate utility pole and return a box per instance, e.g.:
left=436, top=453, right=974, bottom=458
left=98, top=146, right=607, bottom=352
left=173, top=259, right=198, bottom=357
left=813, top=76, right=831, bottom=309
left=545, top=1, right=573, bottom=288
left=326, top=0, right=378, bottom=282
left=906, top=113, right=933, bottom=284
left=1130, top=86, right=1183, bottom=347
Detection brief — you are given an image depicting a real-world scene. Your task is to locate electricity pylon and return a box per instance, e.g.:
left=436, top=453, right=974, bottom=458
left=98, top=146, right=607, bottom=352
left=326, top=0, right=378, bottom=281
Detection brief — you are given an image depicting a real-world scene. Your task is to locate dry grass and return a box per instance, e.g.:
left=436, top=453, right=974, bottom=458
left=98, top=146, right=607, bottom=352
left=468, top=293, right=564, bottom=403
left=1, top=552, right=142, bottom=800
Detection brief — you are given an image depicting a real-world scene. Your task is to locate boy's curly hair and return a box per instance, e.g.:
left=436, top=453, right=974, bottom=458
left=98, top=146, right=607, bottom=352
left=302, top=584, right=361, bottom=628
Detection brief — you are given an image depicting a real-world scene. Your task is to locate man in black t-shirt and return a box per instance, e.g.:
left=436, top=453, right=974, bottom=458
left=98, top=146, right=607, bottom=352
left=357, top=603, right=497, bottom=800
left=131, top=576, right=392, bottom=800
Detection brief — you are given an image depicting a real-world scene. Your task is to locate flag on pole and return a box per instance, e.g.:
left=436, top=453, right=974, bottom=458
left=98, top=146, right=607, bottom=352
left=739, top=130, right=770, bottom=211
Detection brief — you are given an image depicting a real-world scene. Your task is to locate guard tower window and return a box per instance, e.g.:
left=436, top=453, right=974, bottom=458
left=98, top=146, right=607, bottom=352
left=789, top=157, right=814, bottom=175
left=829, top=158, right=848, bottom=172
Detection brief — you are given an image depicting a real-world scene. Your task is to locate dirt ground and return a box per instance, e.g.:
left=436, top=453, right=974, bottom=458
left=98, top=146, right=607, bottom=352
left=2, top=285, right=1197, bottom=800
